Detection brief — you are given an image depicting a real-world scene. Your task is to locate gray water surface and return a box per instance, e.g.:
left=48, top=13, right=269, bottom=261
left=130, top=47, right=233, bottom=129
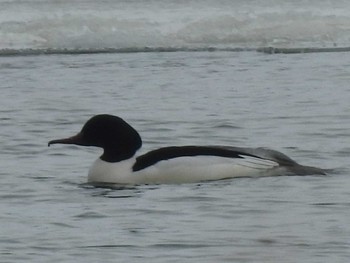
left=1, top=51, right=350, bottom=262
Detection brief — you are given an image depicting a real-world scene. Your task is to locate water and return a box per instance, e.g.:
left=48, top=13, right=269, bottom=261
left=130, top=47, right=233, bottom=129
left=1, top=0, right=350, bottom=53
left=1, top=1, right=350, bottom=262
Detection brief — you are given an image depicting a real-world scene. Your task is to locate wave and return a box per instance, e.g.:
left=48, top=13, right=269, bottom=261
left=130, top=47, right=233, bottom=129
left=2, top=0, right=350, bottom=55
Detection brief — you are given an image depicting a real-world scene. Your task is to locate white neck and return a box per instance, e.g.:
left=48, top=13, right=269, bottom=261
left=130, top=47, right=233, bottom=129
left=87, top=157, right=137, bottom=184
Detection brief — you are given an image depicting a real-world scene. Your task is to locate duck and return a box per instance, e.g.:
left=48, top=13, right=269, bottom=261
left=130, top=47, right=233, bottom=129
left=48, top=114, right=325, bottom=184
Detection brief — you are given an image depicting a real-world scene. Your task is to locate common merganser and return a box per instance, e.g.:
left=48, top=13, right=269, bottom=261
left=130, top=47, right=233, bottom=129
left=48, top=114, right=325, bottom=184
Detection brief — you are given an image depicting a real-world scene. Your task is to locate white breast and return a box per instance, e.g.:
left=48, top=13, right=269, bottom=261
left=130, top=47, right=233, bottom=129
left=87, top=155, right=282, bottom=185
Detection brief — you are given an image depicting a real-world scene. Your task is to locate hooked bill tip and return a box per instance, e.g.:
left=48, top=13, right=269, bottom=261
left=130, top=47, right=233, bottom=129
left=48, top=140, right=58, bottom=147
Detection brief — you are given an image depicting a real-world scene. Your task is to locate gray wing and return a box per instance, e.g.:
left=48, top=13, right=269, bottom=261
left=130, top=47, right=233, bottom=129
left=212, top=146, right=298, bottom=166
left=214, top=146, right=326, bottom=175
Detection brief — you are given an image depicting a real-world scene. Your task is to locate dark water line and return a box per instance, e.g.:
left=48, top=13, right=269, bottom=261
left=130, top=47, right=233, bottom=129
left=0, top=47, right=252, bottom=57
left=2, top=46, right=350, bottom=57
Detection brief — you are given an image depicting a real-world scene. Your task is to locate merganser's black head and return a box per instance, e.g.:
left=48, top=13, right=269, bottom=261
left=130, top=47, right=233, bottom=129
left=48, top=114, right=142, bottom=162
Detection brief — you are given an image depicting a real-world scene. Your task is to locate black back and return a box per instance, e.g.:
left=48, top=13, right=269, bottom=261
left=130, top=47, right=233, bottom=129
left=132, top=145, right=260, bottom=171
